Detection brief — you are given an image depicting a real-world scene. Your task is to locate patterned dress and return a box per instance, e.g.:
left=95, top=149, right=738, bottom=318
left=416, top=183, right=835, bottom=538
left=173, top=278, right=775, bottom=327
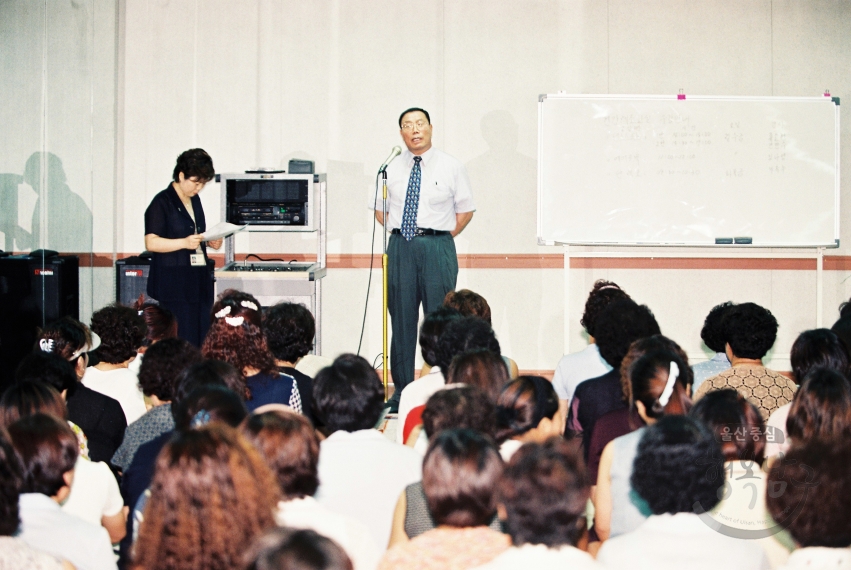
left=694, top=364, right=797, bottom=419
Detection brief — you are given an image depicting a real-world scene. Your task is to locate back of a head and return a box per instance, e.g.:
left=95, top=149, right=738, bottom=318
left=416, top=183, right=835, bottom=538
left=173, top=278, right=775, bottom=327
left=830, top=314, right=851, bottom=355
left=138, top=337, right=203, bottom=401
left=594, top=299, right=661, bottom=370
left=418, top=307, right=462, bottom=367
left=499, top=437, right=588, bottom=548
left=422, top=385, right=497, bottom=439
left=135, top=301, right=178, bottom=346
left=90, top=304, right=145, bottom=364
left=175, top=359, right=245, bottom=404
left=0, top=381, right=67, bottom=428
left=203, top=289, right=275, bottom=377
left=35, top=316, right=89, bottom=362
left=243, top=528, right=353, bottom=570
left=435, top=317, right=500, bottom=371
left=422, top=428, right=503, bottom=528
left=263, top=303, right=316, bottom=364
left=689, top=389, right=765, bottom=464
left=446, top=349, right=509, bottom=402
left=580, top=280, right=630, bottom=338
left=15, top=352, right=77, bottom=395
left=721, top=302, right=778, bottom=360
left=631, top=416, right=723, bottom=515
left=7, top=413, right=78, bottom=497
left=443, top=289, right=492, bottom=325
left=240, top=410, right=319, bottom=499
left=766, top=441, right=851, bottom=549
left=629, top=349, right=692, bottom=421
left=790, top=328, right=851, bottom=383
left=786, top=367, right=851, bottom=445
left=495, top=376, right=559, bottom=443
left=173, top=385, right=249, bottom=432
left=313, top=354, right=383, bottom=432
left=700, top=301, right=735, bottom=353
left=0, top=428, right=23, bottom=536
left=620, top=335, right=692, bottom=406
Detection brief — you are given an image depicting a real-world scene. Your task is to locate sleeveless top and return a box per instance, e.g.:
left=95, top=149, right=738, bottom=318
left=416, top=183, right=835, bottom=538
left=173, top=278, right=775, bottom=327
left=609, top=427, right=652, bottom=537
left=404, top=482, right=503, bottom=538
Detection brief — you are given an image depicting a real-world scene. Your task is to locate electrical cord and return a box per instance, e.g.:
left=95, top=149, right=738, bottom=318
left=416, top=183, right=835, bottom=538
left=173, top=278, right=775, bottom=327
left=357, top=171, right=383, bottom=358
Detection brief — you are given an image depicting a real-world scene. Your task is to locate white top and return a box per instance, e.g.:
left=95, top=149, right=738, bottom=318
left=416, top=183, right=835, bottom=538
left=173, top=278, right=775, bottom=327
left=18, top=493, right=117, bottom=570
left=499, top=439, right=524, bottom=462
left=552, top=344, right=611, bottom=402
left=764, top=402, right=791, bottom=458
left=0, top=537, right=65, bottom=570
left=315, top=429, right=422, bottom=549
left=276, top=496, right=381, bottom=570
left=368, top=147, right=476, bottom=231
left=473, top=543, right=600, bottom=570
left=82, top=366, right=147, bottom=424
left=779, top=547, right=851, bottom=570
left=596, top=512, right=769, bottom=570
left=127, top=351, right=143, bottom=376
left=396, top=367, right=445, bottom=444
left=61, top=456, right=124, bottom=525
left=295, top=354, right=333, bottom=378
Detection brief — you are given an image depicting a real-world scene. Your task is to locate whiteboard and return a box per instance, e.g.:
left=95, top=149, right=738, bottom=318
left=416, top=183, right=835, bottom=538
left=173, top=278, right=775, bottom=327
left=537, top=95, right=840, bottom=247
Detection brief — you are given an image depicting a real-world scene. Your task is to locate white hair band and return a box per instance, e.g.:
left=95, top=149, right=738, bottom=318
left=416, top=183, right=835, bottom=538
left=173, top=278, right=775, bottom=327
left=225, top=316, right=244, bottom=327
left=215, top=306, right=231, bottom=319
left=658, top=361, right=679, bottom=408
left=241, top=300, right=258, bottom=311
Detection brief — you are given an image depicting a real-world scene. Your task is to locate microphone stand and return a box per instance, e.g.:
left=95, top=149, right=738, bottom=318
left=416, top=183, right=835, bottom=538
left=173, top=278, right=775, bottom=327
left=381, top=169, right=389, bottom=402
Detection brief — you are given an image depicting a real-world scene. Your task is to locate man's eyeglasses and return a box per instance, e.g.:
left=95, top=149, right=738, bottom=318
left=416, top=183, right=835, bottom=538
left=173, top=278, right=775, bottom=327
left=401, top=120, right=429, bottom=132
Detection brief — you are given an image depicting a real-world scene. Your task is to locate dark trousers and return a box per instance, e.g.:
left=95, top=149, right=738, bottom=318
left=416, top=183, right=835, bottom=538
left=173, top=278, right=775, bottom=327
left=388, top=233, right=458, bottom=396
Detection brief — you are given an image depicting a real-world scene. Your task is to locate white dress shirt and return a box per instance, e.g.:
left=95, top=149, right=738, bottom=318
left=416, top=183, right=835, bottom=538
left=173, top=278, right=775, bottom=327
left=315, top=429, right=422, bottom=549
left=473, top=543, right=601, bottom=570
left=552, top=344, right=612, bottom=403
left=82, top=366, right=147, bottom=424
left=368, top=147, right=475, bottom=231
left=395, top=367, right=445, bottom=444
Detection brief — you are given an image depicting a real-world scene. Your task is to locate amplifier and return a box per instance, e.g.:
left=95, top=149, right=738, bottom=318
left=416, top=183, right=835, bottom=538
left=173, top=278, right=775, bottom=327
left=220, top=173, right=315, bottom=231
left=115, top=255, right=152, bottom=306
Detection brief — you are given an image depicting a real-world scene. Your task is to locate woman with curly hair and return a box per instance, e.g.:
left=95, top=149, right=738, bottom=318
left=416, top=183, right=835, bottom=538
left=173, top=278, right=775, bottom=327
left=202, top=290, right=301, bottom=413
left=131, top=424, right=279, bottom=570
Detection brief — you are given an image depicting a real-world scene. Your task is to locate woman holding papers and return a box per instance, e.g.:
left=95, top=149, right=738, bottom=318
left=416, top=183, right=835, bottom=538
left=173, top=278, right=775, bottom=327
left=144, top=148, right=222, bottom=347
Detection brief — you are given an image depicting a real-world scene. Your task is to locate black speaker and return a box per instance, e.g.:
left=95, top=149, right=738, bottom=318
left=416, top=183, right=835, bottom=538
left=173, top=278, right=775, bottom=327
left=0, top=255, right=79, bottom=390
left=116, top=254, right=152, bottom=306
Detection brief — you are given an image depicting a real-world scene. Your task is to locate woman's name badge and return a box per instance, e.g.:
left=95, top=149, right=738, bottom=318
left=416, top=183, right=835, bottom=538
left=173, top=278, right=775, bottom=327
left=190, top=254, right=205, bottom=267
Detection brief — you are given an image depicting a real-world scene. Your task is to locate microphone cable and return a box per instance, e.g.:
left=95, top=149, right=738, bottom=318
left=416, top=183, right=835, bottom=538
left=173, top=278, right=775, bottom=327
left=357, top=170, right=383, bottom=358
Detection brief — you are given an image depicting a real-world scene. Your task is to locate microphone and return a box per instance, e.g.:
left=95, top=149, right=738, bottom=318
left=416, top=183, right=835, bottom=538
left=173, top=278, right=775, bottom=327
left=378, top=146, right=402, bottom=172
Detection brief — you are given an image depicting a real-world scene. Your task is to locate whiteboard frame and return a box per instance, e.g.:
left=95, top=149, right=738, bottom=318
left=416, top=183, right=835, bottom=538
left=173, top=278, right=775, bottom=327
left=536, top=94, right=841, bottom=248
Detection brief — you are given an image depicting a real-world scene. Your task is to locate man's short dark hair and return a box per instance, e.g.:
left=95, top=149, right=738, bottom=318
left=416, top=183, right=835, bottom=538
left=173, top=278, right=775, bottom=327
left=594, top=299, right=661, bottom=369
left=7, top=414, right=78, bottom=497
left=700, top=302, right=734, bottom=353
left=766, top=441, right=851, bottom=548
left=398, top=107, right=431, bottom=128
left=0, top=429, right=23, bottom=536
left=631, top=416, right=724, bottom=515
left=172, top=148, right=215, bottom=183
left=263, top=303, right=316, bottom=364
left=499, top=437, right=588, bottom=548
left=138, top=338, right=202, bottom=401
left=422, top=385, right=497, bottom=438
left=790, top=329, right=850, bottom=383
left=721, top=302, right=778, bottom=360
left=174, top=360, right=245, bottom=404
left=243, top=528, right=353, bottom=570
left=15, top=352, right=77, bottom=394
left=419, top=307, right=462, bottom=367
left=580, top=280, right=630, bottom=338
left=312, top=354, right=383, bottom=432
left=435, top=317, right=501, bottom=371
left=90, top=304, right=145, bottom=364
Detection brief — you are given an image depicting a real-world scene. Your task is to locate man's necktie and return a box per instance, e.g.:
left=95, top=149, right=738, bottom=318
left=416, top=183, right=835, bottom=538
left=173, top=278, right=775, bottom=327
left=400, top=156, right=422, bottom=241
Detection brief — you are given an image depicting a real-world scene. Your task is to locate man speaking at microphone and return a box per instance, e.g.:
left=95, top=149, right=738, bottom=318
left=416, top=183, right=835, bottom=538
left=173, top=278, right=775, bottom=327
left=369, top=107, right=475, bottom=410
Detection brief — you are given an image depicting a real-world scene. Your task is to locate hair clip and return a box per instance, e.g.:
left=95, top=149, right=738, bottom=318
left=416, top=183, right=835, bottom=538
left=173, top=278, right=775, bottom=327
left=241, top=300, right=258, bottom=311
left=225, top=316, right=244, bottom=327
left=215, top=306, right=232, bottom=319
left=191, top=410, right=212, bottom=428
left=658, top=361, right=679, bottom=407
left=138, top=310, right=144, bottom=316
left=39, top=338, right=55, bottom=353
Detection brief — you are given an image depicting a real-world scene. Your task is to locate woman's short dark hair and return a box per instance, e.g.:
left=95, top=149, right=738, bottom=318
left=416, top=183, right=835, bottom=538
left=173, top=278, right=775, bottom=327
left=313, top=354, right=383, bottom=432
left=580, top=280, right=630, bottom=338
left=35, top=316, right=90, bottom=363
left=138, top=338, right=203, bottom=401
left=790, top=329, right=850, bottom=383
left=631, top=416, right=724, bottom=515
left=421, top=385, right=497, bottom=439
left=0, top=382, right=67, bottom=429
left=175, top=359, right=245, bottom=404
left=443, top=289, right=492, bottom=325
left=240, top=410, right=319, bottom=499
left=620, top=335, right=692, bottom=409
left=422, top=429, right=503, bottom=527
left=0, top=429, right=23, bottom=536
left=700, top=302, right=735, bottom=353
left=495, top=376, right=559, bottom=443
left=263, top=303, right=316, bottom=363
left=830, top=315, right=851, bottom=355
left=419, top=307, right=462, bottom=367
left=398, top=107, right=431, bottom=128
left=15, top=352, right=78, bottom=395
left=721, top=302, right=778, bottom=360
left=7, top=413, right=78, bottom=497
left=689, top=389, right=765, bottom=464
left=629, top=349, right=692, bottom=421
left=90, top=304, right=145, bottom=364
left=135, top=301, right=178, bottom=347
left=243, top=528, right=353, bottom=570
left=766, top=441, right=851, bottom=548
left=594, top=299, right=661, bottom=369
left=498, top=437, right=588, bottom=548
left=435, top=317, right=501, bottom=372
left=173, top=385, right=249, bottom=432
left=446, top=349, right=509, bottom=403
left=786, top=367, right=851, bottom=445
left=172, top=148, right=215, bottom=183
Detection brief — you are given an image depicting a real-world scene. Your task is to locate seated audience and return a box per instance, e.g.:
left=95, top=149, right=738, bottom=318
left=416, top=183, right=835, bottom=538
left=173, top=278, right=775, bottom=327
left=445, top=348, right=510, bottom=403
left=9, top=413, right=117, bottom=569
left=264, top=302, right=319, bottom=423
left=127, top=300, right=178, bottom=375
left=691, top=301, right=734, bottom=391
left=495, top=376, right=562, bottom=460
left=596, top=416, right=767, bottom=570
left=784, top=367, right=851, bottom=448
left=240, top=409, right=380, bottom=570
left=202, top=289, right=301, bottom=413
left=694, top=302, right=796, bottom=419
left=243, top=528, right=354, bottom=570
left=567, top=298, right=661, bottom=457
left=475, top=437, right=598, bottom=570
left=313, top=354, right=422, bottom=549
left=553, top=280, right=629, bottom=416
left=131, top=424, right=279, bottom=570
left=84, top=305, right=147, bottom=424
left=380, top=429, right=509, bottom=570
left=766, top=442, right=851, bottom=569
left=764, top=328, right=850, bottom=457
left=111, top=337, right=202, bottom=472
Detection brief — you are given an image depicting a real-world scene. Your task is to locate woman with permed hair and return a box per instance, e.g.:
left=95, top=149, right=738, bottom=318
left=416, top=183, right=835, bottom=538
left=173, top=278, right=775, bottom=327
left=202, top=290, right=302, bottom=413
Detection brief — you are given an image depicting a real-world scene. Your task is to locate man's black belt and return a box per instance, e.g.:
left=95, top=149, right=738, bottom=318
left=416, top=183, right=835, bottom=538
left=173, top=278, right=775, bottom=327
left=391, top=228, right=450, bottom=237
